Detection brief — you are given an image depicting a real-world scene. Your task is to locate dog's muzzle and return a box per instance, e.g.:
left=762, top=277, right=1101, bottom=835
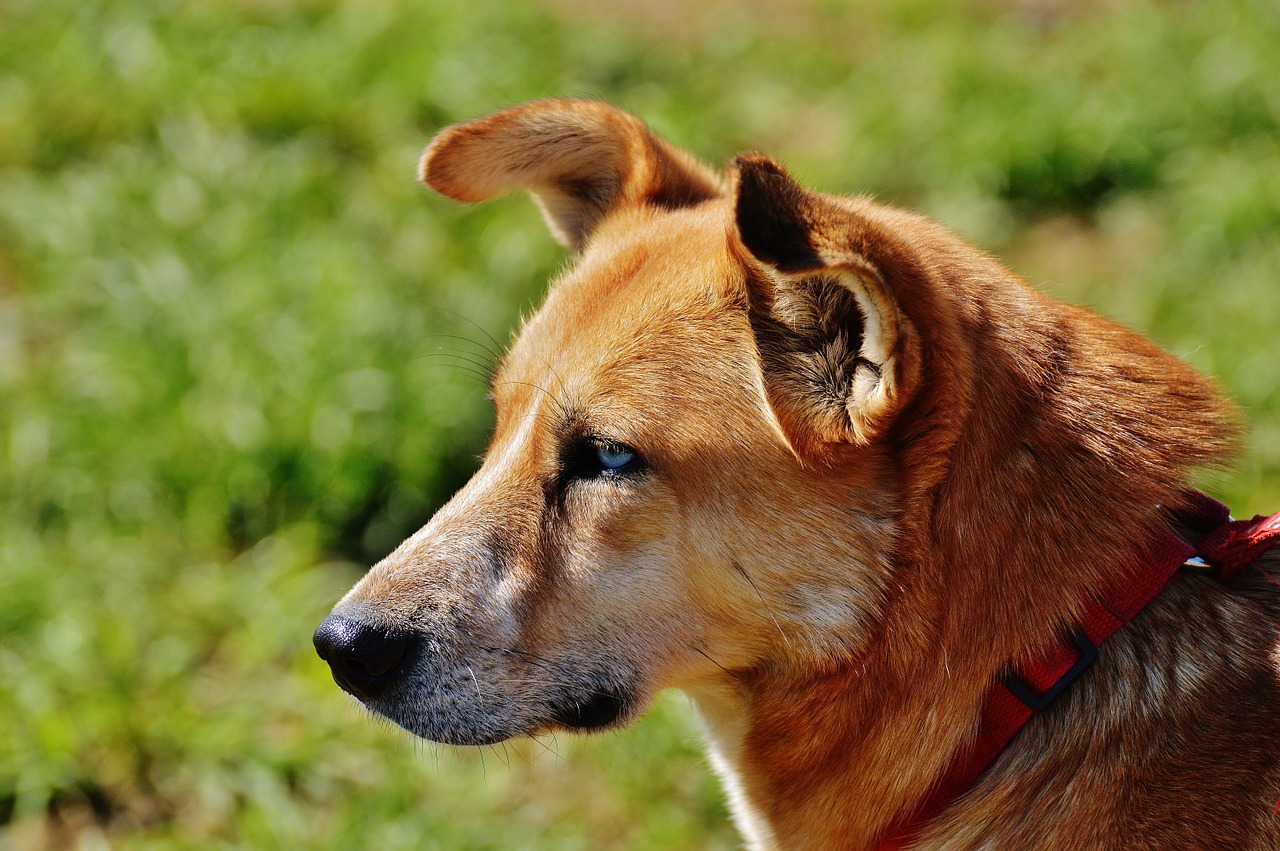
left=313, top=613, right=417, bottom=702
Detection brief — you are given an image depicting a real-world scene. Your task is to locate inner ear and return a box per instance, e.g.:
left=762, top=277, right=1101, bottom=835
left=748, top=269, right=898, bottom=453
left=732, top=154, right=918, bottom=457
left=764, top=274, right=867, bottom=362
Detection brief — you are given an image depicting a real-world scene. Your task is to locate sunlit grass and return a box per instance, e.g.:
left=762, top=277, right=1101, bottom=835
left=1, top=0, right=1278, bottom=846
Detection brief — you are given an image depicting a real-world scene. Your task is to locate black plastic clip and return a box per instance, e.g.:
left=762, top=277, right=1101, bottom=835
left=999, top=626, right=1099, bottom=712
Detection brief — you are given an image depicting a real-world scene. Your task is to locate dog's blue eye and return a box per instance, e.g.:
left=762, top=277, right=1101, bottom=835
left=563, top=437, right=644, bottom=482
left=595, top=442, right=636, bottom=471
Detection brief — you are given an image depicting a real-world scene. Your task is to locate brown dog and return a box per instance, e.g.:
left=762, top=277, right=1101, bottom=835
left=314, top=100, right=1280, bottom=850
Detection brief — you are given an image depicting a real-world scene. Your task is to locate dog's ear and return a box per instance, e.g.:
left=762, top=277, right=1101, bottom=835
left=732, top=154, right=922, bottom=460
left=420, top=100, right=722, bottom=250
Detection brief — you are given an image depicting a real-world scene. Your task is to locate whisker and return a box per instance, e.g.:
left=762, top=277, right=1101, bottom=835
left=439, top=308, right=508, bottom=361
left=515, top=677, right=613, bottom=693
left=413, top=361, right=493, bottom=385
left=692, top=645, right=738, bottom=679
left=483, top=645, right=557, bottom=669
left=527, top=733, right=563, bottom=762
left=735, top=562, right=792, bottom=648
left=413, top=350, right=495, bottom=372
left=420, top=332, right=503, bottom=363
left=492, top=380, right=571, bottom=420
left=476, top=651, right=624, bottom=698
left=489, top=742, right=511, bottom=768
left=542, top=358, right=568, bottom=407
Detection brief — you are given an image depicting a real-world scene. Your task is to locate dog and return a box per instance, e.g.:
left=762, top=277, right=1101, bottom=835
left=314, top=100, right=1280, bottom=850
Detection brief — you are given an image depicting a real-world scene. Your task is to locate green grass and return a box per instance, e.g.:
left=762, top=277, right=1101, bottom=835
left=1, top=0, right=1278, bottom=847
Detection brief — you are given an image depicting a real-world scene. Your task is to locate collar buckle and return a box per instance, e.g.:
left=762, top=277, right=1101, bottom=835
left=1181, top=555, right=1215, bottom=573
left=998, top=626, right=1098, bottom=712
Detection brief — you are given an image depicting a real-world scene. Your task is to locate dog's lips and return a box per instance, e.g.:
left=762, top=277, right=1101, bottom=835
left=548, top=689, right=630, bottom=731
left=368, top=687, right=528, bottom=747
left=370, top=684, right=634, bottom=745
left=349, top=644, right=639, bottom=744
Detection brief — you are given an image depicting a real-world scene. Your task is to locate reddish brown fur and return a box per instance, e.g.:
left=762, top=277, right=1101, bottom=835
left=319, top=100, right=1280, bottom=849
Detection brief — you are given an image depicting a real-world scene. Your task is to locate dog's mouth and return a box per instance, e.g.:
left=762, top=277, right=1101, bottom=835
left=315, top=610, right=643, bottom=742
left=548, top=689, right=630, bottom=731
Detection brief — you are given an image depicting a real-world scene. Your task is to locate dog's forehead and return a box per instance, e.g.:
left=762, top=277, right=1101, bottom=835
left=498, top=201, right=744, bottom=399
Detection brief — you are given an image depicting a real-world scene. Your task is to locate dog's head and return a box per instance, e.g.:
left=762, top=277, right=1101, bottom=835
left=314, top=100, right=1228, bottom=746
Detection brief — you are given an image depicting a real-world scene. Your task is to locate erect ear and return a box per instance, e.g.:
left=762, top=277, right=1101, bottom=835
left=731, top=154, right=921, bottom=460
left=419, top=100, right=723, bottom=250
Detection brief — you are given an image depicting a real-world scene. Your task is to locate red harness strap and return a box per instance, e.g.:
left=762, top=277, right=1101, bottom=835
left=877, top=493, right=1280, bottom=850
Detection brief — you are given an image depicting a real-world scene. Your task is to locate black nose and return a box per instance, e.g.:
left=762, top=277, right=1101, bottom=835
left=313, top=613, right=415, bottom=701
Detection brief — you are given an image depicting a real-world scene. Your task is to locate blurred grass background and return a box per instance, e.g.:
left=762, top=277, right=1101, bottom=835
left=1, top=0, right=1278, bottom=847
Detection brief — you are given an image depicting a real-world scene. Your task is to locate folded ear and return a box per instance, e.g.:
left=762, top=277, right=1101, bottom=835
left=732, top=154, right=922, bottom=460
left=420, top=100, right=723, bottom=250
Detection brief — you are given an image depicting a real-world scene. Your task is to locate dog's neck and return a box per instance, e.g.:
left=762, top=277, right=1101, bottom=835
left=686, top=680, right=781, bottom=851
left=688, top=265, right=1235, bottom=850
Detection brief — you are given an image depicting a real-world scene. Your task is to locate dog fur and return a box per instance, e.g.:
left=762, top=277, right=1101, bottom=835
left=317, top=100, right=1280, bottom=849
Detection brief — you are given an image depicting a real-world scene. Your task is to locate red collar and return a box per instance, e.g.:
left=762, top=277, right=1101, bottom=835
left=878, top=492, right=1280, bottom=850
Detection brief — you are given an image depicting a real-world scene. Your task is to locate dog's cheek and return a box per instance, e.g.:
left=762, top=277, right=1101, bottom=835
left=530, top=501, right=693, bottom=674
